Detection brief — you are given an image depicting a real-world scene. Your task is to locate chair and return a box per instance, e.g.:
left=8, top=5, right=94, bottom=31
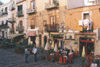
left=59, top=54, right=63, bottom=64
left=68, top=54, right=74, bottom=64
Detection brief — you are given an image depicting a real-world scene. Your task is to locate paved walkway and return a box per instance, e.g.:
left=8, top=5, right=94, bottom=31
left=0, top=48, right=82, bottom=67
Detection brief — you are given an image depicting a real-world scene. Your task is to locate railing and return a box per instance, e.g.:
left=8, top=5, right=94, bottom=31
left=45, top=24, right=59, bottom=32
left=16, top=10, right=24, bottom=17
left=16, top=26, right=24, bottom=33
left=3, top=11, right=8, bottom=15
left=27, top=8, right=36, bottom=15
left=8, top=18, right=16, bottom=23
left=45, top=0, right=59, bottom=10
left=10, top=7, right=15, bottom=11
left=10, top=28, right=15, bottom=34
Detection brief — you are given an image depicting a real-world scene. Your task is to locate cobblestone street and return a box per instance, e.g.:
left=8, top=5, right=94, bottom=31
left=0, top=48, right=82, bottom=67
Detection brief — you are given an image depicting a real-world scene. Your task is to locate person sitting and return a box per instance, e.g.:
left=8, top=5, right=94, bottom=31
left=68, top=48, right=74, bottom=63
left=69, top=48, right=74, bottom=56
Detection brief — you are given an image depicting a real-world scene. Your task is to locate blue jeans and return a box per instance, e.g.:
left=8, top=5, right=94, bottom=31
left=34, top=54, right=37, bottom=62
left=25, top=54, right=28, bottom=63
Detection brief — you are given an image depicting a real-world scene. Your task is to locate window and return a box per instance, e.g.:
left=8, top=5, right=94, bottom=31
left=83, top=13, right=89, bottom=20
left=31, top=0, right=35, bottom=9
left=50, top=16, right=56, bottom=25
left=18, top=21, right=23, bottom=27
left=49, top=0, right=58, bottom=4
left=18, top=5, right=22, bottom=11
left=5, top=7, right=7, bottom=13
left=82, top=11, right=91, bottom=20
left=31, top=20, right=35, bottom=29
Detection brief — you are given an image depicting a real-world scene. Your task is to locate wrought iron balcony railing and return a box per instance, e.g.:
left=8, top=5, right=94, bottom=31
left=45, top=0, right=59, bottom=10
left=16, top=26, right=24, bottom=33
left=45, top=24, right=59, bottom=32
left=8, top=18, right=16, bottom=23
left=16, top=10, right=24, bottom=17
left=27, top=8, right=36, bottom=15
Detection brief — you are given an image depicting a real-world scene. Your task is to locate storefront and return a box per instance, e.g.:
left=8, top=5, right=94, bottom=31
left=27, top=30, right=36, bottom=45
left=79, top=37, right=94, bottom=57
left=75, top=32, right=96, bottom=57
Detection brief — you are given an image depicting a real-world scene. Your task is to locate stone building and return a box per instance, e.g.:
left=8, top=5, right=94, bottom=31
left=26, top=0, right=67, bottom=48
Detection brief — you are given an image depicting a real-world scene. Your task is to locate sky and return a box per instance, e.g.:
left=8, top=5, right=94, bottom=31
left=1, top=0, right=10, bottom=3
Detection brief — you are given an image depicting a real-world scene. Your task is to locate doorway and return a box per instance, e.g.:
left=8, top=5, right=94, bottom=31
left=79, top=37, right=94, bottom=57
left=44, top=36, right=47, bottom=47
left=39, top=35, right=42, bottom=47
left=2, top=31, right=4, bottom=38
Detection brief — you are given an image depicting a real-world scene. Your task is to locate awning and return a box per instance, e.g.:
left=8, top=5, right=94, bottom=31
left=27, top=31, right=36, bottom=36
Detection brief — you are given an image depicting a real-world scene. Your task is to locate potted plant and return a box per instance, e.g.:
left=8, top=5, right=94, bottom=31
left=39, top=47, right=46, bottom=60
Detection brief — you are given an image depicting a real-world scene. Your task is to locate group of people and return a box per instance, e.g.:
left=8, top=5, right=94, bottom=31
left=25, top=46, right=37, bottom=63
left=56, top=47, right=74, bottom=64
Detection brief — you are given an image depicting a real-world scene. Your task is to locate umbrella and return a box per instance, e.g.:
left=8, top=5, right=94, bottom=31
left=59, top=41, right=61, bottom=48
left=45, top=42, right=50, bottom=50
left=82, top=46, right=85, bottom=57
left=54, top=43, right=58, bottom=52
left=51, top=41, right=54, bottom=49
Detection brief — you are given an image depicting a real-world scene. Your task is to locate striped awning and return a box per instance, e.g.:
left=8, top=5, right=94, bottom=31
left=27, top=31, right=36, bottom=36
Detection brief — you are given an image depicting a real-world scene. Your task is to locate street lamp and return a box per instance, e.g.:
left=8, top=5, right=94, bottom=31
left=58, top=21, right=69, bottom=49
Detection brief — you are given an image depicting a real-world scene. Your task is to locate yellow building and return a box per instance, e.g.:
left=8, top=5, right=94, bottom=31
left=66, top=4, right=100, bottom=56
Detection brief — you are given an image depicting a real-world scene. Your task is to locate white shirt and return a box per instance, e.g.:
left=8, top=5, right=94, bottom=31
left=90, top=63, right=98, bottom=67
left=25, top=48, right=29, bottom=54
left=33, top=48, right=37, bottom=54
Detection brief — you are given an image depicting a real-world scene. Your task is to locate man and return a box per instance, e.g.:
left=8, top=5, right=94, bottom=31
left=25, top=48, right=30, bottom=63
left=33, top=46, right=38, bottom=62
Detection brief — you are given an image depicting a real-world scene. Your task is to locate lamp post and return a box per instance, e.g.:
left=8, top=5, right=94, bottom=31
left=59, top=21, right=69, bottom=49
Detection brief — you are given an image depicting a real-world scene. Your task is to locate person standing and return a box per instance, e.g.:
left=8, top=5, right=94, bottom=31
left=33, top=46, right=38, bottom=62
left=25, top=48, right=30, bottom=63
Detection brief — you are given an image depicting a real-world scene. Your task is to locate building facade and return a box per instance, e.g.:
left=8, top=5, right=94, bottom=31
left=1, top=0, right=100, bottom=56
left=0, top=0, right=28, bottom=42
left=65, top=0, right=100, bottom=56
left=27, top=0, right=67, bottom=48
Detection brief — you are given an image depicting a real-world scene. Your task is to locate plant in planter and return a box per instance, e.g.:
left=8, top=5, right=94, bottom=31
left=2, top=38, right=7, bottom=48
left=39, top=47, right=46, bottom=60
left=80, top=57, right=87, bottom=67
left=15, top=44, right=25, bottom=54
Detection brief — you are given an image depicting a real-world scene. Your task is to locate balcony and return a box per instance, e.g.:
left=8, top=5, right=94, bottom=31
left=27, top=8, right=36, bottom=15
left=45, top=24, right=59, bottom=32
left=16, top=10, right=24, bottom=17
left=2, top=11, right=8, bottom=15
left=45, top=0, right=59, bottom=10
left=16, top=26, right=24, bottom=33
left=8, top=18, right=16, bottom=23
left=10, top=28, right=15, bottom=34
left=0, top=22, right=9, bottom=29
left=10, top=7, right=15, bottom=11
